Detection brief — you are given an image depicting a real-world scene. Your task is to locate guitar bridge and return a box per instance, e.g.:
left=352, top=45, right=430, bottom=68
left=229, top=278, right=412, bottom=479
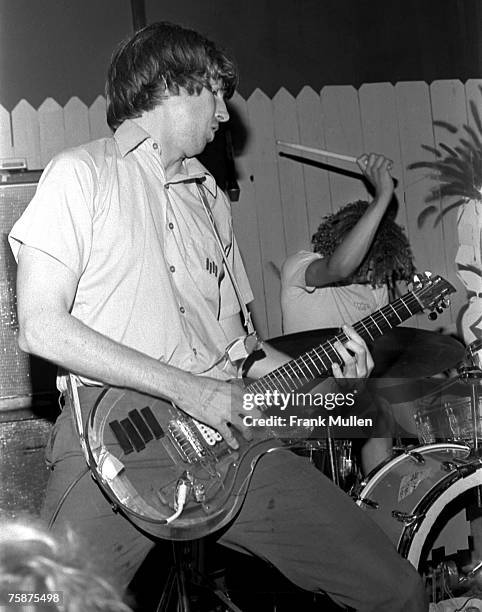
left=168, top=418, right=207, bottom=463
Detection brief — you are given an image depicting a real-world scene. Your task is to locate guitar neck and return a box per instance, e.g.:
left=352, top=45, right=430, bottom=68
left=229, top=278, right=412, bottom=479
left=247, top=289, right=427, bottom=397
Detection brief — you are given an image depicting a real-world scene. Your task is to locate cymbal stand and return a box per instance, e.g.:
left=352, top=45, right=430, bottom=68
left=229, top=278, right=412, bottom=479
left=325, top=424, right=340, bottom=487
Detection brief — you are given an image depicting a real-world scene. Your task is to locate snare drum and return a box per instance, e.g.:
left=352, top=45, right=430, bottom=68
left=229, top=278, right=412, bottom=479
left=354, top=443, right=482, bottom=570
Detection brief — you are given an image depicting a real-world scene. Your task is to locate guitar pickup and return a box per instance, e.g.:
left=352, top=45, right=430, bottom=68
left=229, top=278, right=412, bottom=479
left=120, top=418, right=146, bottom=452
left=128, top=409, right=154, bottom=444
left=141, top=406, right=165, bottom=439
left=109, top=419, right=134, bottom=455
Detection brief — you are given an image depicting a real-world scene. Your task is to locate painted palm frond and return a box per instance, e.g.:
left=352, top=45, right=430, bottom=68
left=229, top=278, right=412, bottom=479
left=409, top=86, right=482, bottom=227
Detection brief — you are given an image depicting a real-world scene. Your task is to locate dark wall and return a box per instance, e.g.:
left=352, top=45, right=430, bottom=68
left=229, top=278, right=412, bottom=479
left=0, top=0, right=480, bottom=111
left=0, top=0, right=132, bottom=110
left=146, top=0, right=481, bottom=96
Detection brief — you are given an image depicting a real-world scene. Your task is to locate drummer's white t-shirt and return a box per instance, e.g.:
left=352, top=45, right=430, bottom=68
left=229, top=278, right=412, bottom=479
left=281, top=250, right=388, bottom=333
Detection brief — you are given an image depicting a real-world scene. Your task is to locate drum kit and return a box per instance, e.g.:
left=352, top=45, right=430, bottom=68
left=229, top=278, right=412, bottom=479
left=270, top=328, right=482, bottom=604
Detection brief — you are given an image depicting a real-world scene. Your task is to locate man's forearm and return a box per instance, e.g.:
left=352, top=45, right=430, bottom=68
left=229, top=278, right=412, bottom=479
left=19, top=310, right=198, bottom=404
left=326, top=195, right=391, bottom=278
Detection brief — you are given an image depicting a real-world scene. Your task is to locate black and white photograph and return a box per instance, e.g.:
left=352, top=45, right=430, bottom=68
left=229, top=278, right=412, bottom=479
left=0, top=1, right=481, bottom=610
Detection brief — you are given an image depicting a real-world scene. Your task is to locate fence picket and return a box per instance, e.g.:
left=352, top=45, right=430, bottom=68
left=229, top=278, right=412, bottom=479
left=64, top=97, right=90, bottom=149
left=229, top=93, right=268, bottom=338
left=359, top=82, right=406, bottom=227
left=320, top=85, right=367, bottom=210
left=246, top=89, right=285, bottom=338
left=11, top=100, right=41, bottom=170
left=273, top=88, right=309, bottom=254
left=38, top=98, right=65, bottom=167
left=430, top=80, right=469, bottom=329
left=89, top=96, right=111, bottom=140
left=295, top=87, right=332, bottom=239
left=396, top=81, right=448, bottom=331
left=0, top=105, right=15, bottom=160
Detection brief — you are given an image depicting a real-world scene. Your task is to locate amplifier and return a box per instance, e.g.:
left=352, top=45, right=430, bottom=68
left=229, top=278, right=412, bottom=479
left=0, top=409, right=57, bottom=518
left=0, top=170, right=57, bottom=411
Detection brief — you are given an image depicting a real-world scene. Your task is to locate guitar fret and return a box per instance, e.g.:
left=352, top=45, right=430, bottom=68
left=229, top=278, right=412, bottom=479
left=263, top=375, right=280, bottom=393
left=246, top=380, right=260, bottom=394
left=399, top=295, right=413, bottom=316
left=367, top=315, right=382, bottom=335
left=296, top=355, right=314, bottom=378
left=269, top=369, right=292, bottom=394
left=380, top=310, right=393, bottom=329
left=410, top=291, right=425, bottom=310
left=379, top=309, right=393, bottom=328
left=358, top=319, right=375, bottom=341
left=388, top=303, right=403, bottom=323
left=306, top=352, right=322, bottom=376
left=326, top=339, right=342, bottom=364
left=286, top=362, right=305, bottom=387
left=253, top=377, right=269, bottom=393
left=320, top=343, right=335, bottom=365
left=310, top=348, right=330, bottom=374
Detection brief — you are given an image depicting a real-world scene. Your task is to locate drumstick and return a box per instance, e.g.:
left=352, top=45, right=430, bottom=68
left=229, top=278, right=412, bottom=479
left=276, top=141, right=358, bottom=164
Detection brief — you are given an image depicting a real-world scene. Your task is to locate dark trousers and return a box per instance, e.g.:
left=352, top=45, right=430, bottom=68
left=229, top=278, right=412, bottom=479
left=41, top=389, right=427, bottom=611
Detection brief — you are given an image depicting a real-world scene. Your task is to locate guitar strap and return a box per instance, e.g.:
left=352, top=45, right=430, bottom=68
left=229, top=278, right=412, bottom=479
left=67, top=372, right=90, bottom=464
left=196, top=180, right=262, bottom=370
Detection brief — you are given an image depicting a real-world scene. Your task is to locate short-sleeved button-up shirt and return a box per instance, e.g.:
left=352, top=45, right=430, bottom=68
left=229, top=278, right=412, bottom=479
left=9, top=119, right=253, bottom=383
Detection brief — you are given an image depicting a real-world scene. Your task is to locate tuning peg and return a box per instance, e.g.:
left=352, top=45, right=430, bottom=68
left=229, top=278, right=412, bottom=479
left=429, top=311, right=438, bottom=320
left=424, top=271, right=433, bottom=278
left=436, top=306, right=444, bottom=314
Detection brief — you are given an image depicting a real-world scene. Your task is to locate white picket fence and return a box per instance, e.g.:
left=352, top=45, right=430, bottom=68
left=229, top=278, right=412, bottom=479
left=1, top=80, right=481, bottom=340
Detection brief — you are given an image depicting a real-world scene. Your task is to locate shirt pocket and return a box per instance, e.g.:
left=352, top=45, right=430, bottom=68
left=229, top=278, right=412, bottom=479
left=186, top=232, right=228, bottom=309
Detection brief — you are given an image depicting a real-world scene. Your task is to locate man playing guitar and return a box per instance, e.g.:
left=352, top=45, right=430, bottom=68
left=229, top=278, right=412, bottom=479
left=10, top=22, right=426, bottom=611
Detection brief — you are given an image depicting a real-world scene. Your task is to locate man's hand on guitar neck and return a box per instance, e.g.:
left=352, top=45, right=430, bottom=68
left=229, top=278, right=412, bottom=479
left=330, top=325, right=374, bottom=381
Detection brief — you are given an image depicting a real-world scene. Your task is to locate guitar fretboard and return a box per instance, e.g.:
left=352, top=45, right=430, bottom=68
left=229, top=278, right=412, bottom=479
left=246, top=286, right=435, bottom=399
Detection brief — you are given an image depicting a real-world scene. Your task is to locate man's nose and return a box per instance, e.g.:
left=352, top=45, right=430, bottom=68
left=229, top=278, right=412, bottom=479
left=215, top=98, right=229, bottom=122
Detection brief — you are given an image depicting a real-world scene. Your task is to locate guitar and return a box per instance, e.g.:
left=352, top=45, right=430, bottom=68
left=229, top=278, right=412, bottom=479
left=85, top=273, right=455, bottom=540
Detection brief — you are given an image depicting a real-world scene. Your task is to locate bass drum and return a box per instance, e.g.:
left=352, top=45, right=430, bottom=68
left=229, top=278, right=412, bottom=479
left=354, top=443, right=482, bottom=572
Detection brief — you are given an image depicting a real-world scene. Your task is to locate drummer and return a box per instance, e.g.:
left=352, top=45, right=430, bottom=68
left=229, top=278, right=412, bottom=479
left=280, top=152, right=416, bottom=474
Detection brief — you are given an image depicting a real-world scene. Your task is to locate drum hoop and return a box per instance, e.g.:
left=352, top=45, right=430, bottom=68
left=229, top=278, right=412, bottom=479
left=401, top=462, right=482, bottom=569
left=356, top=443, right=470, bottom=501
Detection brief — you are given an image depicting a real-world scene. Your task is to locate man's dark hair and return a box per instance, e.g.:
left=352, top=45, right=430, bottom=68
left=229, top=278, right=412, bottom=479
left=106, top=22, right=238, bottom=130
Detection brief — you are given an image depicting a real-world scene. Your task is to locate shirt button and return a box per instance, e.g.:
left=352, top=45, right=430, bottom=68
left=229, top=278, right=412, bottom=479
left=179, top=306, right=185, bottom=314
left=169, top=265, right=175, bottom=273
left=153, top=143, right=158, bottom=150
left=168, top=222, right=174, bottom=230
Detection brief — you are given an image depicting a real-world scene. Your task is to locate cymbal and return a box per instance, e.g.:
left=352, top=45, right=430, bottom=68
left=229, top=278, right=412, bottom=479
left=267, top=326, right=465, bottom=379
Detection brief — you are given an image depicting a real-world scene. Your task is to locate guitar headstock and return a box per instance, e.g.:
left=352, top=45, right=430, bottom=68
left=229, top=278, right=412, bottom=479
left=412, top=271, right=456, bottom=320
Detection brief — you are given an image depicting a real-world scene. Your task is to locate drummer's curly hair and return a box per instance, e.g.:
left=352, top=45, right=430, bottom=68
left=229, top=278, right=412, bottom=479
left=311, top=200, right=416, bottom=288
